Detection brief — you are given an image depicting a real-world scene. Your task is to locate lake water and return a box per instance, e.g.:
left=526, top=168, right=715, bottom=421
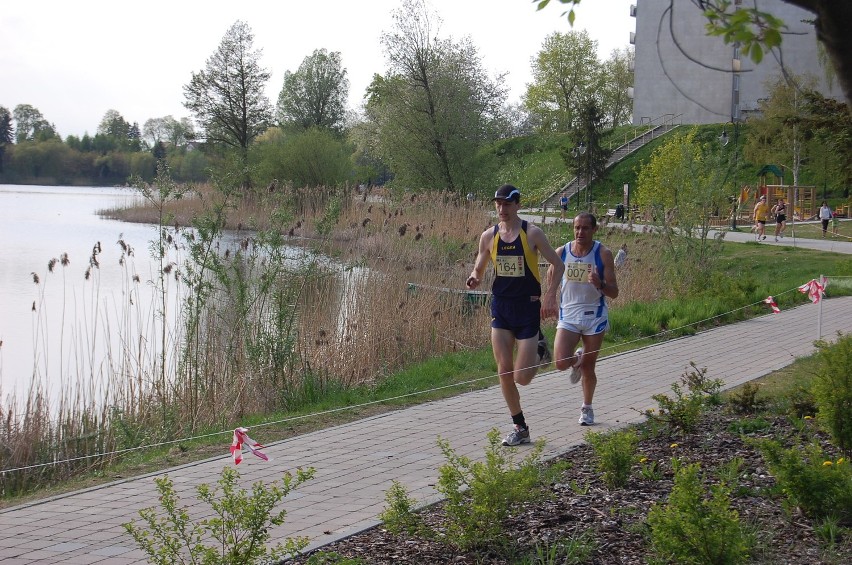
left=0, top=185, right=163, bottom=403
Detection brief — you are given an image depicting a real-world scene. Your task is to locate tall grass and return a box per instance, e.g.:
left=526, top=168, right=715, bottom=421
left=0, top=179, right=498, bottom=498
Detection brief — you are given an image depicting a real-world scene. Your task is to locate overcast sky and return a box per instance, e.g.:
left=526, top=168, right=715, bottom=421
left=1, top=0, right=635, bottom=139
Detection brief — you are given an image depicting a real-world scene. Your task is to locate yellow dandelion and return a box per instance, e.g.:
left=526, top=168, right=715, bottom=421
left=838, top=458, right=845, bottom=465
left=804, top=415, right=813, bottom=420
left=640, top=457, right=648, bottom=463
left=670, top=443, right=678, bottom=448
left=823, top=461, right=833, bottom=466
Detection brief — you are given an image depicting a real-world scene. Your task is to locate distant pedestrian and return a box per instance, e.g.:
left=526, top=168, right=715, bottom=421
left=771, top=198, right=787, bottom=241
left=467, top=184, right=565, bottom=447
left=752, top=196, right=769, bottom=241
left=614, top=243, right=627, bottom=268
left=819, top=201, right=833, bottom=238
left=560, top=194, right=569, bottom=219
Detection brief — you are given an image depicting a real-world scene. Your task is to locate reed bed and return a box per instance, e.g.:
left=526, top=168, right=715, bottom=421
left=0, top=185, right=504, bottom=497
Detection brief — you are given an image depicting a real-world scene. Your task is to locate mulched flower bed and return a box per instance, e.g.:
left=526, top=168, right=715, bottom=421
left=291, top=405, right=851, bottom=564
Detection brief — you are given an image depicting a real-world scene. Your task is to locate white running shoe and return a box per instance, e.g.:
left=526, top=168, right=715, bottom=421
left=579, top=406, right=595, bottom=426
left=569, top=347, right=583, bottom=384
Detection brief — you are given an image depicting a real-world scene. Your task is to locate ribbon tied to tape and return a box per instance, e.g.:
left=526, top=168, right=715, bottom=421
left=230, top=427, right=269, bottom=464
left=763, top=296, right=780, bottom=313
left=798, top=278, right=827, bottom=304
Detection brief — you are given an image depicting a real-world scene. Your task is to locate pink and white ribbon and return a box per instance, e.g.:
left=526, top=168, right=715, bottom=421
left=798, top=278, right=827, bottom=304
left=764, top=296, right=780, bottom=313
left=230, top=427, right=269, bottom=465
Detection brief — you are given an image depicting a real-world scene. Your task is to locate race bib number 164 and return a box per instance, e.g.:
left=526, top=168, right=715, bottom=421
left=495, top=255, right=525, bottom=277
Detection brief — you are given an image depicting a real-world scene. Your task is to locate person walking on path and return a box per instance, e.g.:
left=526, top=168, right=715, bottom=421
left=772, top=198, right=787, bottom=241
left=752, top=195, right=769, bottom=241
left=547, top=212, right=619, bottom=426
left=560, top=194, right=569, bottom=219
left=467, top=184, right=564, bottom=446
left=614, top=243, right=628, bottom=268
left=819, top=201, right=833, bottom=238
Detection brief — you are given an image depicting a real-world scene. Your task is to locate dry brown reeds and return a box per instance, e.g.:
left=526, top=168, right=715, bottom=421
left=3, top=185, right=670, bottom=497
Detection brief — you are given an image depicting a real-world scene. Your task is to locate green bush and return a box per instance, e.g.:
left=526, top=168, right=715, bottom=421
left=435, top=428, right=547, bottom=550
left=812, top=333, right=852, bottom=452
left=726, top=382, right=765, bottom=414
left=642, top=363, right=722, bottom=435
left=379, top=480, right=424, bottom=536
left=124, top=465, right=315, bottom=565
left=757, top=440, right=852, bottom=524
left=585, top=428, right=639, bottom=489
left=648, top=461, right=753, bottom=564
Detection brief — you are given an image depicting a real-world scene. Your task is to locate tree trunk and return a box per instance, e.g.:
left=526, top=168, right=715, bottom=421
left=785, top=0, right=852, bottom=106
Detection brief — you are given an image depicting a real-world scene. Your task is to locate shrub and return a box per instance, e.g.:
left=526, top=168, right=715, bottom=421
left=758, top=440, right=852, bottom=524
left=379, top=480, right=424, bottom=536
left=435, top=428, right=547, bottom=550
left=124, top=465, right=315, bottom=565
left=585, top=428, right=639, bottom=489
left=648, top=461, right=753, bottom=564
left=727, top=381, right=765, bottom=414
left=812, top=333, right=852, bottom=452
left=642, top=363, right=722, bottom=434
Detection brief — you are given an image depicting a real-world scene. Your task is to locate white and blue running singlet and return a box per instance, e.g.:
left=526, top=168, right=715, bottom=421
left=558, top=240, right=608, bottom=330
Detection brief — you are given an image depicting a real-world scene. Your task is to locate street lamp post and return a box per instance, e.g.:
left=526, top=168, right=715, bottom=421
left=571, top=142, right=586, bottom=209
left=720, top=120, right=740, bottom=229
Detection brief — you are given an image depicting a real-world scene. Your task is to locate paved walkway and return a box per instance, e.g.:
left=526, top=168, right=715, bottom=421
left=1, top=245, right=850, bottom=564
left=522, top=211, right=852, bottom=254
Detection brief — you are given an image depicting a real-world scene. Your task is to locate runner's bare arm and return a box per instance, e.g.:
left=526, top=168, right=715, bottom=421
left=466, top=229, right=492, bottom=289
left=589, top=246, right=619, bottom=299
left=528, top=225, right=564, bottom=318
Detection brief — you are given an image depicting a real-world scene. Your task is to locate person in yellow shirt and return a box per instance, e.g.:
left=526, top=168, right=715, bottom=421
left=752, top=195, right=769, bottom=241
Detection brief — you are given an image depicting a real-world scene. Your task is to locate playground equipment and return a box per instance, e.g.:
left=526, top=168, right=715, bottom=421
left=755, top=164, right=816, bottom=220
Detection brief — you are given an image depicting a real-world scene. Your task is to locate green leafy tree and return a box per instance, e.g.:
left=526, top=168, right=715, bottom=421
left=347, top=115, right=391, bottom=186
left=599, top=47, right=633, bottom=128
left=144, top=116, right=197, bottom=150
left=368, top=0, right=506, bottom=193
left=97, top=109, right=140, bottom=152
left=636, top=128, right=728, bottom=286
left=250, top=126, right=352, bottom=188
left=571, top=99, right=612, bottom=206
left=743, top=74, right=818, bottom=189
left=183, top=20, right=272, bottom=187
left=799, top=91, right=852, bottom=192
left=13, top=104, right=58, bottom=143
left=0, top=106, right=12, bottom=173
left=277, top=48, right=349, bottom=134
left=524, top=30, right=601, bottom=133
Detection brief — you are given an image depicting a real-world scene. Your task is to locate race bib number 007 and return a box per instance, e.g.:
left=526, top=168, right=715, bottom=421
left=564, top=261, right=591, bottom=283
left=495, top=255, right=525, bottom=277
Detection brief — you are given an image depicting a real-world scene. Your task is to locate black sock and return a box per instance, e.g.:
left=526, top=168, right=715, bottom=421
left=512, top=412, right=527, bottom=430
left=538, top=328, right=544, bottom=341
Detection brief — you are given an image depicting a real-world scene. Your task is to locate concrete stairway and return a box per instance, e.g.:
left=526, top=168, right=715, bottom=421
left=541, top=114, right=682, bottom=209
